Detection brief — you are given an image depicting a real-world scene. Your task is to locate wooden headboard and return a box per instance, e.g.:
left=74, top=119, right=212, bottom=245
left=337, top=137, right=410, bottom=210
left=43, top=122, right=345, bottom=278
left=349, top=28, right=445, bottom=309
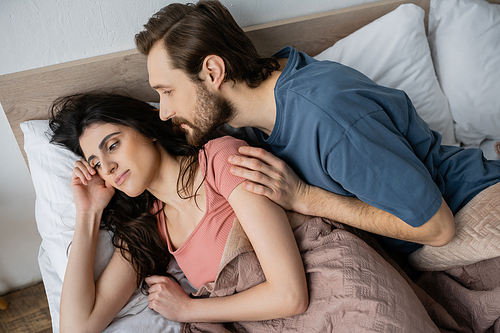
left=0, top=0, right=438, bottom=164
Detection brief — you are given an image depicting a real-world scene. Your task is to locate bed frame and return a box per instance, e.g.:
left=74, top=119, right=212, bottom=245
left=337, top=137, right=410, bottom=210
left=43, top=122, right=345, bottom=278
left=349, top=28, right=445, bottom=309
left=1, top=0, right=498, bottom=164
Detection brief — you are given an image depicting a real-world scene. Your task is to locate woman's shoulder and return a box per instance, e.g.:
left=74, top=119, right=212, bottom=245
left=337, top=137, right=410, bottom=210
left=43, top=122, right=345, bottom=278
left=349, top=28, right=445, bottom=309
left=199, top=136, right=248, bottom=171
left=204, top=136, right=248, bottom=153
left=201, top=136, right=248, bottom=197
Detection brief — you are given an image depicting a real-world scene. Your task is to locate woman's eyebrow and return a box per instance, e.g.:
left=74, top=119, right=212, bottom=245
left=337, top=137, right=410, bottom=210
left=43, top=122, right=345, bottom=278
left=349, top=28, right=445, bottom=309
left=99, top=132, right=120, bottom=150
left=86, top=131, right=121, bottom=165
left=87, top=155, right=95, bottom=165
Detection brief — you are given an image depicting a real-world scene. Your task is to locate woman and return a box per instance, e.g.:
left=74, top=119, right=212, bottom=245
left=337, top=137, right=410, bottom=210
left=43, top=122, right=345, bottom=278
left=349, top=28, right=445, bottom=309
left=49, top=93, right=308, bottom=333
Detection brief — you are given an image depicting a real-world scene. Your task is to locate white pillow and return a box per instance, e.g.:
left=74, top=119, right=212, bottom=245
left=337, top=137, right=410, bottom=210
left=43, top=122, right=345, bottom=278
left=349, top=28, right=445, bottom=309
left=479, top=139, right=500, bottom=161
left=428, top=0, right=500, bottom=147
left=21, top=119, right=114, bottom=283
left=20, top=119, right=194, bottom=324
left=314, top=4, right=457, bottom=146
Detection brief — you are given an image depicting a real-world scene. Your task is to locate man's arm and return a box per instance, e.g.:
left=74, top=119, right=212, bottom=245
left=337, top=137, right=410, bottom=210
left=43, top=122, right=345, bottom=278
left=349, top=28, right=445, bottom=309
left=228, top=146, right=455, bottom=247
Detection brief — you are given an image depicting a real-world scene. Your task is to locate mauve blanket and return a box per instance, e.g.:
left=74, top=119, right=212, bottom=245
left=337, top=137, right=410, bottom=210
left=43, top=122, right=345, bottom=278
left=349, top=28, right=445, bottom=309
left=180, top=214, right=438, bottom=333
left=413, top=255, right=500, bottom=333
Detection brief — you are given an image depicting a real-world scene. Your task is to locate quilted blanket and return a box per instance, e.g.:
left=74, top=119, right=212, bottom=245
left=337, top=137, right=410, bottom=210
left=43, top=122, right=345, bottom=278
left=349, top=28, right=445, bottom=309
left=409, top=182, right=500, bottom=271
left=415, top=257, right=500, bottom=333
left=180, top=214, right=438, bottom=333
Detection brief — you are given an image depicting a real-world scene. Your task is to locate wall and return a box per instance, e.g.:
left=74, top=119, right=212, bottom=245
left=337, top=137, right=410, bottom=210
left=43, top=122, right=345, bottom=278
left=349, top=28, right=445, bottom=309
left=0, top=0, right=376, bottom=294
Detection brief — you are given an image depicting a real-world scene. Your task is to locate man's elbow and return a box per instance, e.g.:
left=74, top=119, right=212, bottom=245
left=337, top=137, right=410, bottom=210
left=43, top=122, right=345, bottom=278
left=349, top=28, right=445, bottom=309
left=425, top=214, right=455, bottom=247
left=420, top=199, right=455, bottom=247
left=429, top=222, right=455, bottom=246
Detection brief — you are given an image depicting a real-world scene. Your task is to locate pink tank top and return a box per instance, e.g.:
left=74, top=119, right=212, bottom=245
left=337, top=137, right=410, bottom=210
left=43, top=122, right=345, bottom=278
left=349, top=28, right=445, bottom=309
left=156, top=136, right=247, bottom=289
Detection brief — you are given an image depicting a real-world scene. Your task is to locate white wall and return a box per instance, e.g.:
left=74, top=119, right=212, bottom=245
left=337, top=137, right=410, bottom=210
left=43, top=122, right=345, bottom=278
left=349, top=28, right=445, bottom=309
left=0, top=0, right=377, bottom=294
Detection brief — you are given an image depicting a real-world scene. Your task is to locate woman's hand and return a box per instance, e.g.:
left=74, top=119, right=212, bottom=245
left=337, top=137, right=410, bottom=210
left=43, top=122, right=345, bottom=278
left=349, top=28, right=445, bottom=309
left=71, top=159, right=115, bottom=214
left=60, top=160, right=136, bottom=332
left=228, top=146, right=309, bottom=212
left=146, top=275, right=192, bottom=322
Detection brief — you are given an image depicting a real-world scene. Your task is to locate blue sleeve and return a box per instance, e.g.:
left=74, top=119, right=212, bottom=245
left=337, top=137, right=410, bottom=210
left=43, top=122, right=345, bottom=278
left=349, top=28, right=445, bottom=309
left=325, top=110, right=442, bottom=227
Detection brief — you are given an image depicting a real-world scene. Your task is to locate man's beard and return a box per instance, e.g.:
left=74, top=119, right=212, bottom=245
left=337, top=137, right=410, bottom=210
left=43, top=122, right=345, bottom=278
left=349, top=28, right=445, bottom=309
left=183, top=83, right=235, bottom=147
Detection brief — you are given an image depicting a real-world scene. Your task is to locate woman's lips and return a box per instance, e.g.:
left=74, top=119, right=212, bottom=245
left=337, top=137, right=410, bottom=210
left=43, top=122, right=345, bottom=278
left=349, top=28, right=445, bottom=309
left=115, top=170, right=130, bottom=186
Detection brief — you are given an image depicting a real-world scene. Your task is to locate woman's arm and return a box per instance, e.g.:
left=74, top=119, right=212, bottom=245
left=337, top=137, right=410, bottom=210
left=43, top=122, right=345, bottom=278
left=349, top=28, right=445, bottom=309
left=60, top=160, right=137, bottom=333
left=146, top=184, right=308, bottom=323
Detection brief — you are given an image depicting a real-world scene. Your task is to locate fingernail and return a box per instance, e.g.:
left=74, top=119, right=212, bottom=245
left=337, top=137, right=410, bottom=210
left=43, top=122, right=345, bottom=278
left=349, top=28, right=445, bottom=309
left=230, top=167, right=237, bottom=173
left=228, top=155, right=235, bottom=162
left=238, top=147, right=245, bottom=153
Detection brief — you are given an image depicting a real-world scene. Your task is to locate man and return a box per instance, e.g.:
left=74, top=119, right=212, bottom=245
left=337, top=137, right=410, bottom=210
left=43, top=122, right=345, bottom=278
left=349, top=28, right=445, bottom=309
left=135, top=0, right=500, bottom=253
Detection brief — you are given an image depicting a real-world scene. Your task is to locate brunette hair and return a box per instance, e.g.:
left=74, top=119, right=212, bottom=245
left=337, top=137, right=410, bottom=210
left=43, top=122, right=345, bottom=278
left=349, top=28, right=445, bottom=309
left=135, top=0, right=279, bottom=87
left=49, top=92, right=201, bottom=288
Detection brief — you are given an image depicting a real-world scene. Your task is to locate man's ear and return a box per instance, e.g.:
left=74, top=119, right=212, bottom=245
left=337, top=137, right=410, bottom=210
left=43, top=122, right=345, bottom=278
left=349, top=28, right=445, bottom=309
left=200, top=55, right=225, bottom=90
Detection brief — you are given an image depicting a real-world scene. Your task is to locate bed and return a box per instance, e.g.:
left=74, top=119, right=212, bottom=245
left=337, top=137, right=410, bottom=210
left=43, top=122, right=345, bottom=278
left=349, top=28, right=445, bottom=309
left=2, top=0, right=500, bottom=331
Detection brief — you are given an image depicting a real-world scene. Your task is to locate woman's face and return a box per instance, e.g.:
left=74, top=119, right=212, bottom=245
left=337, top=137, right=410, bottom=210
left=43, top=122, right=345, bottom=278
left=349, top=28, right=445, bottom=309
left=79, top=123, right=161, bottom=197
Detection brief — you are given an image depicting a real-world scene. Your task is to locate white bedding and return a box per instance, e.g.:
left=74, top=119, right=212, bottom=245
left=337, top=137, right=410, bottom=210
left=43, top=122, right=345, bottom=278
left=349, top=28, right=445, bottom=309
left=39, top=243, right=181, bottom=333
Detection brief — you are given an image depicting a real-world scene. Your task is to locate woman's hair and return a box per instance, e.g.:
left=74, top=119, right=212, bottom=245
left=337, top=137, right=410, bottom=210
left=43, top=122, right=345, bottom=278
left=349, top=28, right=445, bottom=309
left=49, top=92, right=201, bottom=288
left=135, top=0, right=280, bottom=87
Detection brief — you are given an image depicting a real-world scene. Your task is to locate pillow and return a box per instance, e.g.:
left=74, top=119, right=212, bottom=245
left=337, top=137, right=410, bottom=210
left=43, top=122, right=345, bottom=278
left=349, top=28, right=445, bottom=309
left=21, top=119, right=194, bottom=324
left=314, top=4, right=457, bottom=146
left=463, top=139, right=500, bottom=161
left=427, top=0, right=500, bottom=147
left=21, top=120, right=115, bottom=283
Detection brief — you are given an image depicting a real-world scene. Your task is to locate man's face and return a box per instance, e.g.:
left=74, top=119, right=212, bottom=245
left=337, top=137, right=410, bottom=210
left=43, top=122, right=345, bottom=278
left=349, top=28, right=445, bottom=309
left=147, top=43, right=235, bottom=147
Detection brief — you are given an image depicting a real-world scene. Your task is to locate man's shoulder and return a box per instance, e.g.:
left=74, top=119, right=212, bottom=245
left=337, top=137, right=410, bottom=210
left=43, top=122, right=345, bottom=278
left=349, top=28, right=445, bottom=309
left=278, top=57, right=376, bottom=98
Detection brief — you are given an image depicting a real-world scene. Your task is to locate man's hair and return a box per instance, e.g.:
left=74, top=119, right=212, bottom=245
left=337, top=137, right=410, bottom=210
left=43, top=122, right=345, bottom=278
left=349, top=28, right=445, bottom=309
left=135, top=0, right=279, bottom=87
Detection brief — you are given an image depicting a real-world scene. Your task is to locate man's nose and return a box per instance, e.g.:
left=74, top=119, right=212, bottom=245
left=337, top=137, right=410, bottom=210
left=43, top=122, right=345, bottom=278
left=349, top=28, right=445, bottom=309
left=159, top=99, right=174, bottom=121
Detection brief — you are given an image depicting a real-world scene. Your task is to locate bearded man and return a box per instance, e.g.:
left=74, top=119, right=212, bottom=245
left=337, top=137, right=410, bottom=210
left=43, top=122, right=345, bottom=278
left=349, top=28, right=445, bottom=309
left=135, top=0, right=500, bottom=254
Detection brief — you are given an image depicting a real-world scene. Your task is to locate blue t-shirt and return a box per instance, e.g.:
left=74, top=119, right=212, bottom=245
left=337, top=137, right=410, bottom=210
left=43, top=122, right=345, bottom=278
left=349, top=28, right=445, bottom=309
left=254, top=46, right=500, bottom=253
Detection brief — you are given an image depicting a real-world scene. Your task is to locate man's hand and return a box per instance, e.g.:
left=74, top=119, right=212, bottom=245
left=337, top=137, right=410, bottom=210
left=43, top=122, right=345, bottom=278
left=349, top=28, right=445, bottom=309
left=228, top=147, right=455, bottom=247
left=228, top=146, right=309, bottom=212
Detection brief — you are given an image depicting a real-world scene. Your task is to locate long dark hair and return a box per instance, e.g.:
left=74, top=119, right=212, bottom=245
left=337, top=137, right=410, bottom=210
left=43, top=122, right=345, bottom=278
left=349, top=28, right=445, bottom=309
left=135, top=0, right=280, bottom=87
left=49, top=92, right=201, bottom=288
